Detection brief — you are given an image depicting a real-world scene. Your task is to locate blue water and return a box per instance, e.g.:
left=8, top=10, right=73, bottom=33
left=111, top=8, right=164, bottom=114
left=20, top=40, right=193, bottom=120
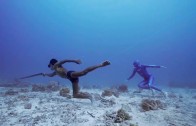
left=0, top=0, right=196, bottom=87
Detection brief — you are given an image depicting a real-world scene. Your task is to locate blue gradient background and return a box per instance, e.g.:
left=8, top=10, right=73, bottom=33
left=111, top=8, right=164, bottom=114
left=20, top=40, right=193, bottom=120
left=0, top=0, right=196, bottom=87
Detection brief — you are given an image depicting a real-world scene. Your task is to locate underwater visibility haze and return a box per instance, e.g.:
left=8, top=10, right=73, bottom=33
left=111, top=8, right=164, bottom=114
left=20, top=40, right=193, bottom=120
left=0, top=0, right=196, bottom=88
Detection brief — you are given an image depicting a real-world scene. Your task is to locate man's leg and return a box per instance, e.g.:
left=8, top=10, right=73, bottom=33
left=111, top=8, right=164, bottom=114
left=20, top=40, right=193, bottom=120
left=147, top=76, right=155, bottom=96
left=72, top=82, right=93, bottom=103
left=72, top=81, right=79, bottom=95
left=150, top=86, right=162, bottom=92
left=71, top=61, right=110, bottom=78
left=147, top=76, right=166, bottom=97
left=148, top=76, right=162, bottom=92
left=138, top=80, right=150, bottom=90
left=148, top=76, right=154, bottom=86
left=133, top=80, right=147, bottom=93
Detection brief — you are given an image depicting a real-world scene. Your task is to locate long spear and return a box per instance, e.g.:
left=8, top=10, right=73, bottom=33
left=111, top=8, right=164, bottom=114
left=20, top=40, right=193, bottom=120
left=17, top=73, right=43, bottom=80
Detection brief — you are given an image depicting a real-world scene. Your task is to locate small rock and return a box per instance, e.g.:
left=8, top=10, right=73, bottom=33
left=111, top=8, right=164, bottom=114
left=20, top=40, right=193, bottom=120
left=24, top=103, right=32, bottom=109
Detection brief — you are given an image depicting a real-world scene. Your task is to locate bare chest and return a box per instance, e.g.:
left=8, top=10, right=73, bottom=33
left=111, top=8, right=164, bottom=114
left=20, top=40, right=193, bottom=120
left=55, top=68, right=67, bottom=78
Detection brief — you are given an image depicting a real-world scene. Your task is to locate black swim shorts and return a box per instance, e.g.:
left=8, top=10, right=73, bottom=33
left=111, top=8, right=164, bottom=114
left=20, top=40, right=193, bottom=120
left=67, top=71, right=79, bottom=83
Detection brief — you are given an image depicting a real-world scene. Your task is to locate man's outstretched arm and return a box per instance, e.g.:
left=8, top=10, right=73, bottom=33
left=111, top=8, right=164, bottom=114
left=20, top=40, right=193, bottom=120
left=127, top=69, right=137, bottom=80
left=144, top=65, right=166, bottom=68
left=55, top=59, right=81, bottom=67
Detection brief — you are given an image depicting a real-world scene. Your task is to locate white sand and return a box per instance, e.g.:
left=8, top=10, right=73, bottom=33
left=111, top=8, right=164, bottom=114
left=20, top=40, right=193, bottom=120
left=0, top=87, right=195, bottom=126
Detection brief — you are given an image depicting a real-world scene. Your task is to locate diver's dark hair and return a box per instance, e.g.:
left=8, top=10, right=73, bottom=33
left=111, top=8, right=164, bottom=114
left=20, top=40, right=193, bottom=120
left=48, top=58, right=58, bottom=68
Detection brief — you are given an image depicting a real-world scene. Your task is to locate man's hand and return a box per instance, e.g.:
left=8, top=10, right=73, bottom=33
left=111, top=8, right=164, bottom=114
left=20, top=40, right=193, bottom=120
left=42, top=73, right=46, bottom=76
left=75, top=59, right=82, bottom=64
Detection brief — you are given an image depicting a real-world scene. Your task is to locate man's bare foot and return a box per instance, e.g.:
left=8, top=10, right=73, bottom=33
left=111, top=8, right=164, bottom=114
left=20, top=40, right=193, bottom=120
left=101, top=61, right=110, bottom=67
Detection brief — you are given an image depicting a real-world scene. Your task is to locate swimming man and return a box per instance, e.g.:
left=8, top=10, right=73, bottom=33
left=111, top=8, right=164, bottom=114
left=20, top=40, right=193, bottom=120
left=43, top=59, right=110, bottom=103
left=127, top=60, right=166, bottom=95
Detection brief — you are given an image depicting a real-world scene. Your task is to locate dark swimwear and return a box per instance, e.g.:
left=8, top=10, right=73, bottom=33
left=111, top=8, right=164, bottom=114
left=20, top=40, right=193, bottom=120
left=67, top=71, right=79, bottom=95
left=67, top=71, right=79, bottom=83
left=67, top=71, right=92, bottom=100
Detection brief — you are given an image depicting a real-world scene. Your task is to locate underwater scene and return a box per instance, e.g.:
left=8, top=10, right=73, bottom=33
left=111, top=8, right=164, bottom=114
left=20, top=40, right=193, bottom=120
left=0, top=0, right=196, bottom=126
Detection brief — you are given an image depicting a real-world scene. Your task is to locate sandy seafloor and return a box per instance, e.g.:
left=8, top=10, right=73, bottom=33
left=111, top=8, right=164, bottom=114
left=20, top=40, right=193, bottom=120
left=0, top=84, right=195, bottom=126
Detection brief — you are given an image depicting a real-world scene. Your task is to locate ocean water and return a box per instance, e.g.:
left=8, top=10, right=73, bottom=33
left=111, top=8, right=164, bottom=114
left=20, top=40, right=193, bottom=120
left=0, top=0, right=196, bottom=88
